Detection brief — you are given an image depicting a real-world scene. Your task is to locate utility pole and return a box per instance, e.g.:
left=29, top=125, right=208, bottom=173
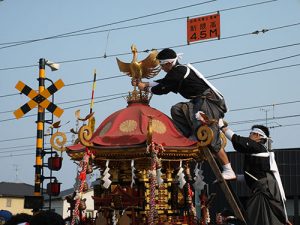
left=13, top=164, right=19, bottom=182
left=260, top=108, right=270, bottom=127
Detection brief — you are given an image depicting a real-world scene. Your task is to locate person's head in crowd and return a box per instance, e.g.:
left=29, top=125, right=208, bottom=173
left=4, top=213, right=31, bottom=225
left=0, top=210, right=12, bottom=225
left=30, top=211, right=64, bottom=225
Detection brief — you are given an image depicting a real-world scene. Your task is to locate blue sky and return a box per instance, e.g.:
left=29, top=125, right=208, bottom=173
left=0, top=0, right=300, bottom=190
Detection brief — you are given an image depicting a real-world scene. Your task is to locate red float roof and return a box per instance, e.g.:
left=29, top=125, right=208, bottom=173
left=68, top=103, right=196, bottom=151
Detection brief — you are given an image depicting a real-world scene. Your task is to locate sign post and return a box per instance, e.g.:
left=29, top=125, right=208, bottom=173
left=14, top=58, right=64, bottom=199
left=187, top=13, right=220, bottom=44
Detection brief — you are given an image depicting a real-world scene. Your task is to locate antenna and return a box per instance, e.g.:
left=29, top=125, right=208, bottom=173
left=260, top=108, right=270, bottom=127
left=13, top=164, right=19, bottom=182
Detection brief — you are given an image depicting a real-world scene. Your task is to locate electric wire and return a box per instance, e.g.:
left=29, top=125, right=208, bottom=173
left=235, top=122, right=300, bottom=132
left=206, top=52, right=300, bottom=79
left=0, top=57, right=299, bottom=120
left=230, top=114, right=300, bottom=126
left=209, top=63, right=300, bottom=81
left=0, top=0, right=217, bottom=50
left=1, top=61, right=299, bottom=116
left=1, top=19, right=299, bottom=72
left=0, top=92, right=127, bottom=114
left=1, top=40, right=300, bottom=99
left=1, top=121, right=300, bottom=158
left=0, top=0, right=276, bottom=49
left=0, top=95, right=126, bottom=123
left=1, top=103, right=299, bottom=144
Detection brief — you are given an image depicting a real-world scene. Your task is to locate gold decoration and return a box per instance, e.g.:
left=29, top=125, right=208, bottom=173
left=126, top=89, right=150, bottom=104
left=78, top=125, right=93, bottom=147
left=88, top=116, right=96, bottom=133
left=50, top=121, right=61, bottom=129
left=196, top=126, right=213, bottom=147
left=152, top=119, right=166, bottom=134
left=75, top=109, right=94, bottom=122
left=116, top=44, right=160, bottom=81
left=117, top=44, right=160, bottom=104
left=220, top=132, right=227, bottom=149
left=119, top=120, right=137, bottom=133
left=147, top=118, right=153, bottom=145
left=50, top=131, right=67, bottom=152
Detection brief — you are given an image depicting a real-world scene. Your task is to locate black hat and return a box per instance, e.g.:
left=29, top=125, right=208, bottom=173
left=156, top=48, right=177, bottom=60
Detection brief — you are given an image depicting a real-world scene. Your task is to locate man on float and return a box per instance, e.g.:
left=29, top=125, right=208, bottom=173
left=135, top=48, right=236, bottom=180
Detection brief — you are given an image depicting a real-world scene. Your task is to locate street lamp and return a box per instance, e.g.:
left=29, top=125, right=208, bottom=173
left=46, top=60, right=60, bottom=71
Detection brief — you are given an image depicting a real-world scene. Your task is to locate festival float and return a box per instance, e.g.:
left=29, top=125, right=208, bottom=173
left=50, top=45, right=236, bottom=225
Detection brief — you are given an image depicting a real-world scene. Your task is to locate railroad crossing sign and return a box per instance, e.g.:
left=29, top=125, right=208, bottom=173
left=14, top=79, right=64, bottom=119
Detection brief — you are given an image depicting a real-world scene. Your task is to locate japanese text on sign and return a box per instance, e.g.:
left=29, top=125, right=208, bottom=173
left=187, top=13, right=220, bottom=43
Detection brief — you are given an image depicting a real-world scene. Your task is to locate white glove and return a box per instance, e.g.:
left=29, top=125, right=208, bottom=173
left=218, top=118, right=225, bottom=129
left=195, top=111, right=204, bottom=121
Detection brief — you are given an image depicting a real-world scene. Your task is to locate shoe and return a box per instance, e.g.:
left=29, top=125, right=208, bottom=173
left=221, top=169, right=237, bottom=180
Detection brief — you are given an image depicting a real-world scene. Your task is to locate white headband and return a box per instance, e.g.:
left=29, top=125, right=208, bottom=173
left=159, top=53, right=183, bottom=65
left=251, top=128, right=268, bottom=139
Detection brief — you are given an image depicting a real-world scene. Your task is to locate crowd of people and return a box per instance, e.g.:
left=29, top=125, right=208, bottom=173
left=0, top=210, right=65, bottom=225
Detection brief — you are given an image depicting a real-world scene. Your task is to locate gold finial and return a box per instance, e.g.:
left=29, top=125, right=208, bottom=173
left=116, top=44, right=160, bottom=81
left=116, top=44, right=160, bottom=104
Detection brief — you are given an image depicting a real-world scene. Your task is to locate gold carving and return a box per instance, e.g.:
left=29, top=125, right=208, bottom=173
left=220, top=132, right=227, bottom=149
left=147, top=118, right=153, bottom=144
left=50, top=131, right=67, bottom=152
left=196, top=126, right=213, bottom=147
left=119, top=120, right=137, bottom=133
left=78, top=125, right=93, bottom=147
left=116, top=44, right=160, bottom=81
left=116, top=44, right=160, bottom=104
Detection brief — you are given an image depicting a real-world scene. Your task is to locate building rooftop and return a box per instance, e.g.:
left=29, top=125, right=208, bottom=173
left=0, top=182, right=34, bottom=197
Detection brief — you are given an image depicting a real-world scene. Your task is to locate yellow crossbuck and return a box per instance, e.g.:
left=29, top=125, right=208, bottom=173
left=14, top=79, right=64, bottom=119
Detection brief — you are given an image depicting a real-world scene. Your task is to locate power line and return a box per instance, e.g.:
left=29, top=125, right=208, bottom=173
left=1, top=39, right=300, bottom=99
left=0, top=132, right=72, bottom=144
left=0, top=95, right=126, bottom=123
left=0, top=147, right=36, bottom=154
left=1, top=18, right=299, bottom=72
left=0, top=0, right=216, bottom=50
left=2, top=122, right=300, bottom=159
left=0, top=74, right=125, bottom=98
left=1, top=56, right=299, bottom=121
left=0, top=152, right=35, bottom=159
left=206, top=52, right=300, bottom=79
left=0, top=135, right=36, bottom=143
left=0, top=141, right=73, bottom=153
left=193, top=42, right=300, bottom=65
left=0, top=143, right=35, bottom=150
left=0, top=58, right=299, bottom=125
left=234, top=122, right=300, bottom=132
left=1, top=104, right=299, bottom=144
left=0, top=92, right=128, bottom=114
left=1, top=61, right=299, bottom=118
left=229, top=100, right=300, bottom=112
left=0, top=0, right=277, bottom=50
left=209, top=63, right=300, bottom=80
left=230, top=114, right=300, bottom=126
